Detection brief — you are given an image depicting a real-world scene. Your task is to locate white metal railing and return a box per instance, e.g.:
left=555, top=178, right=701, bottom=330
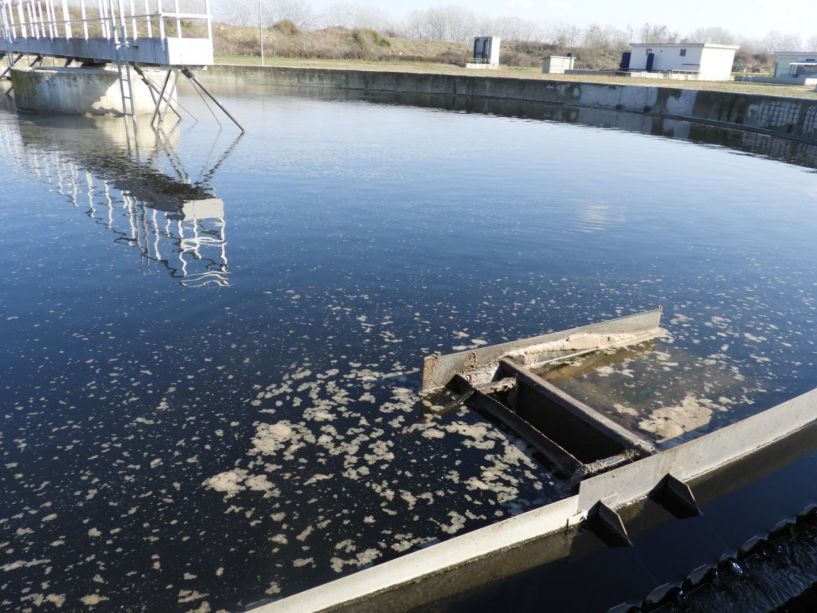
left=0, top=0, right=212, bottom=47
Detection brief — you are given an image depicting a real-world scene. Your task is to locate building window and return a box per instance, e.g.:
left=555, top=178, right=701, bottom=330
left=680, top=49, right=687, bottom=56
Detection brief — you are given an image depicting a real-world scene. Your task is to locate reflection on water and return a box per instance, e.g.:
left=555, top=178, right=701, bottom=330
left=0, top=110, right=236, bottom=287
left=195, top=79, right=817, bottom=171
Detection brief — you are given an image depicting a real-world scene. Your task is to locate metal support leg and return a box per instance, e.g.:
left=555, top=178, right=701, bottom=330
left=0, top=53, right=23, bottom=79
left=132, top=65, right=186, bottom=121
left=151, top=69, right=173, bottom=127
left=182, top=68, right=245, bottom=133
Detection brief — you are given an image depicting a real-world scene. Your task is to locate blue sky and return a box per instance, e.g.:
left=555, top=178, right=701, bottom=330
left=308, top=0, right=815, bottom=39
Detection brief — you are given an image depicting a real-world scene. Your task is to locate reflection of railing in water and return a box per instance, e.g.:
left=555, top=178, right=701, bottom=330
left=0, top=114, right=233, bottom=287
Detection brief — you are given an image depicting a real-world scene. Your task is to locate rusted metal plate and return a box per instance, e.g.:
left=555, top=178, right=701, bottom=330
left=421, top=308, right=664, bottom=392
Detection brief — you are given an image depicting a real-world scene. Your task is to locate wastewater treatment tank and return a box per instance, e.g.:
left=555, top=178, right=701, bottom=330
left=4, top=81, right=817, bottom=612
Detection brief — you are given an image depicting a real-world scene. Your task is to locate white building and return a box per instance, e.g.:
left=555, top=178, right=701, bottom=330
left=625, top=43, right=738, bottom=81
left=542, top=55, right=575, bottom=74
left=773, top=52, right=817, bottom=79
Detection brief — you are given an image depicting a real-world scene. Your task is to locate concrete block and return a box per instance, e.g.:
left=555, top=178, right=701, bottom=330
left=11, top=66, right=175, bottom=116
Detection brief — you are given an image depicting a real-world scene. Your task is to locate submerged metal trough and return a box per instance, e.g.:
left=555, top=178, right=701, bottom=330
left=425, top=309, right=663, bottom=484
left=255, top=309, right=817, bottom=612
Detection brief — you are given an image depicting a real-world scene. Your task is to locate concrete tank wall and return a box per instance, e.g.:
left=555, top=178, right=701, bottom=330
left=201, top=65, right=817, bottom=142
left=11, top=66, right=175, bottom=116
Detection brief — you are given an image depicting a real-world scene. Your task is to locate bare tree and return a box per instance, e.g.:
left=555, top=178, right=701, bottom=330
left=318, top=3, right=392, bottom=31
left=214, top=0, right=257, bottom=27
left=582, top=24, right=630, bottom=50
left=687, top=26, right=735, bottom=45
left=759, top=30, right=802, bottom=52
left=638, top=23, right=678, bottom=44
left=480, top=16, right=543, bottom=41
left=544, top=22, right=582, bottom=47
left=404, top=6, right=477, bottom=42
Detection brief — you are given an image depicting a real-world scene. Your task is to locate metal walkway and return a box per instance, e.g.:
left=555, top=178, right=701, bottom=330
left=0, top=0, right=242, bottom=130
left=0, top=0, right=213, bottom=66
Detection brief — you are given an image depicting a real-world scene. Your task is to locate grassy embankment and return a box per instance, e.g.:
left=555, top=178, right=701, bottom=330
left=212, top=21, right=817, bottom=99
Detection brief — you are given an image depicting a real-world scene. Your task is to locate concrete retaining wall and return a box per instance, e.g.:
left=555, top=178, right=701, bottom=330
left=11, top=66, right=174, bottom=116
left=202, top=65, right=817, bottom=142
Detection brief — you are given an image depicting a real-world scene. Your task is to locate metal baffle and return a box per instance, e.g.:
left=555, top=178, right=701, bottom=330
left=498, top=358, right=656, bottom=456
left=586, top=500, right=633, bottom=547
left=423, top=309, right=664, bottom=484
left=450, top=374, right=583, bottom=478
left=652, top=473, right=702, bottom=517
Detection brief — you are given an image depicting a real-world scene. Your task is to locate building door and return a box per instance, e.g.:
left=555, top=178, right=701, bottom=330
left=646, top=53, right=655, bottom=71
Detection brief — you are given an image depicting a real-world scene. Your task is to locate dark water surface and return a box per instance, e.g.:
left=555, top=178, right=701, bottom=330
left=2, top=85, right=817, bottom=611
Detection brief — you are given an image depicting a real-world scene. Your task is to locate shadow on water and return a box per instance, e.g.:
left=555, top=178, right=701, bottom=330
left=0, top=100, right=241, bottom=287
left=418, top=420, right=817, bottom=612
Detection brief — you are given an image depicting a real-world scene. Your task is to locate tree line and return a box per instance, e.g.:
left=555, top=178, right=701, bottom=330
left=212, top=0, right=816, bottom=55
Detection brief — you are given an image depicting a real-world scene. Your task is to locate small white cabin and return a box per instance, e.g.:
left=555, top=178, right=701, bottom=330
left=467, top=36, right=501, bottom=70
left=542, top=56, right=575, bottom=74
left=773, top=52, right=817, bottom=78
left=625, top=43, right=738, bottom=81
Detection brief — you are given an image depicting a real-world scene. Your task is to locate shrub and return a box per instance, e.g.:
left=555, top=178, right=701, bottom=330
left=271, top=20, right=299, bottom=36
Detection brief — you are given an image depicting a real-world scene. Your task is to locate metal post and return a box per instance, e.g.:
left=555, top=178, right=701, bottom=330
left=150, top=67, right=171, bottom=126
left=35, top=2, right=46, bottom=39
left=116, top=0, right=126, bottom=41
left=1, top=2, right=13, bottom=40
left=132, top=64, right=185, bottom=119
left=0, top=52, right=22, bottom=79
left=143, top=0, right=150, bottom=37
left=17, top=2, right=27, bottom=38
left=258, top=0, right=263, bottom=66
left=98, top=0, right=107, bottom=38
left=156, top=0, right=163, bottom=39
left=182, top=68, right=245, bottom=132
left=46, top=0, right=56, bottom=38
left=60, top=0, right=70, bottom=38
left=204, top=0, right=211, bottom=43
left=0, top=5, right=8, bottom=46
left=26, top=3, right=35, bottom=39
left=129, top=0, right=135, bottom=40
left=80, top=0, right=88, bottom=39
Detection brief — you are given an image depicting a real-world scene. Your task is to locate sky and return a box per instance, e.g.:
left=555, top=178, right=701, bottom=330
left=306, top=0, right=816, bottom=40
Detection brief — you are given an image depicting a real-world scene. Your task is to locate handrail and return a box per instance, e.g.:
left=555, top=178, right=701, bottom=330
left=0, top=0, right=212, bottom=44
